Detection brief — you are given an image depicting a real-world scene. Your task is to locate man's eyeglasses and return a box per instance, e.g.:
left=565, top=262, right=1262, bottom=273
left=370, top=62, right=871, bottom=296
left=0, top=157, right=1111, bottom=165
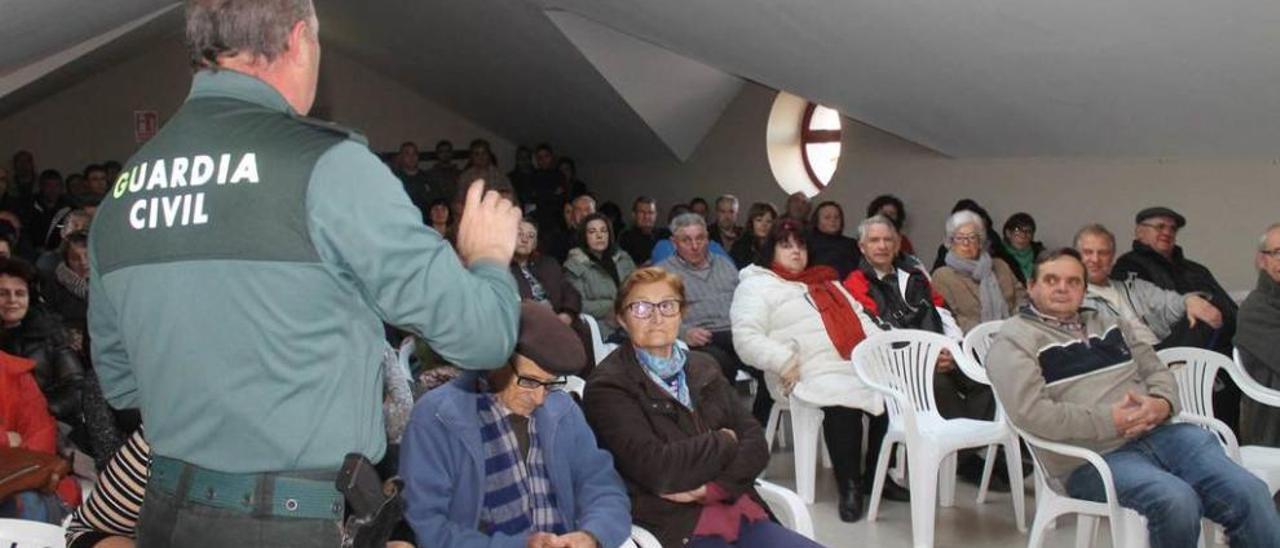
left=510, top=365, right=568, bottom=391
left=952, top=234, right=981, bottom=244
left=1139, top=222, right=1179, bottom=234
left=1260, top=249, right=1280, bottom=259
left=624, top=299, right=682, bottom=319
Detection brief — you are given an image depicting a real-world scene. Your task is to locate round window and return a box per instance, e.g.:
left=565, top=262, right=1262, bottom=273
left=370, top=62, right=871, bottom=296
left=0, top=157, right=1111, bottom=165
left=765, top=92, right=843, bottom=197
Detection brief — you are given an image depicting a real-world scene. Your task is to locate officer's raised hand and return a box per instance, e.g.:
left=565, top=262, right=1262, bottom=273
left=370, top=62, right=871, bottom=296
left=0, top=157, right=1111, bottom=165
left=455, top=179, right=521, bottom=266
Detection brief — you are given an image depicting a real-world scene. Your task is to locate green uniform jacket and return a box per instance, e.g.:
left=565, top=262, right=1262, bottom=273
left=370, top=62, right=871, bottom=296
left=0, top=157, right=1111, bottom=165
left=88, top=70, right=519, bottom=473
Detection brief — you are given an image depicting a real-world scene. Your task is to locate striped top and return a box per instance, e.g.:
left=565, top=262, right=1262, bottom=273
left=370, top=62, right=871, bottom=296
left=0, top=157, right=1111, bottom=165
left=65, top=429, right=149, bottom=548
left=659, top=253, right=740, bottom=332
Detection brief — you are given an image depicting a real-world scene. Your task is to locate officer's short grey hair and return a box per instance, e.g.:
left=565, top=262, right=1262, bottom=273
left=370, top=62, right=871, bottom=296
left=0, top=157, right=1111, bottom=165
left=857, top=215, right=898, bottom=243
left=186, top=0, right=316, bottom=68
left=944, top=210, right=986, bottom=249
left=669, top=212, right=707, bottom=236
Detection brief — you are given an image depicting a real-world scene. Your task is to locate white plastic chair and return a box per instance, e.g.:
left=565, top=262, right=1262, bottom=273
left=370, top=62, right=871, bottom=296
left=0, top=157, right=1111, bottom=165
left=580, top=314, right=618, bottom=365
left=757, top=374, right=830, bottom=501
left=853, top=329, right=1026, bottom=548
left=625, top=525, right=660, bottom=548
left=396, top=335, right=415, bottom=378
left=1012, top=425, right=1150, bottom=548
left=755, top=479, right=817, bottom=539
left=623, top=482, right=815, bottom=547
left=1164, top=347, right=1280, bottom=498
left=960, top=319, right=1011, bottom=502
left=0, top=518, right=65, bottom=548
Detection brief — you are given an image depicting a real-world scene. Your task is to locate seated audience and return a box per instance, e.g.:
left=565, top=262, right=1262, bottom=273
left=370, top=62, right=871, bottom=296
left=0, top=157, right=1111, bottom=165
left=931, top=199, right=1004, bottom=270
left=932, top=210, right=1026, bottom=332
left=618, top=196, right=670, bottom=265
left=650, top=206, right=731, bottom=264
left=512, top=219, right=584, bottom=327
left=2, top=349, right=78, bottom=523
left=37, top=208, right=91, bottom=276
left=424, top=140, right=460, bottom=205
left=527, top=144, right=569, bottom=231
left=599, top=200, right=625, bottom=236
left=0, top=258, right=120, bottom=466
left=390, top=141, right=431, bottom=219
left=731, top=219, right=893, bottom=522
left=708, top=194, right=743, bottom=251
left=997, top=212, right=1043, bottom=285
left=585, top=267, right=820, bottom=548
left=557, top=157, right=588, bottom=198
left=988, top=249, right=1280, bottom=546
left=426, top=198, right=454, bottom=241
left=659, top=214, right=768, bottom=424
left=402, top=303, right=630, bottom=548
left=689, top=197, right=710, bottom=220
left=564, top=213, right=636, bottom=342
left=1112, top=206, right=1242, bottom=431
left=455, top=139, right=512, bottom=210
left=43, top=232, right=91, bottom=353
left=728, top=202, right=776, bottom=269
left=0, top=233, right=12, bottom=259
left=1076, top=224, right=1222, bottom=347
left=507, top=146, right=534, bottom=204
left=845, top=216, right=999, bottom=488
left=1237, top=222, right=1280, bottom=446
left=806, top=201, right=861, bottom=279
left=27, top=169, right=68, bottom=249
left=865, top=194, right=915, bottom=256
left=781, top=192, right=811, bottom=224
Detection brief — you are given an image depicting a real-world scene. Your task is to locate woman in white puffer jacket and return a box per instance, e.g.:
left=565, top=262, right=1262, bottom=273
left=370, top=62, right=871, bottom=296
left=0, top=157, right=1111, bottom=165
left=730, top=218, right=897, bottom=524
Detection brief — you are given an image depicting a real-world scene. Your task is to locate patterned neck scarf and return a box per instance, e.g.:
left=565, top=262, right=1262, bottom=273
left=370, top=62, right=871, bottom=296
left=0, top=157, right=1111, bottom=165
left=56, top=262, right=88, bottom=300
left=476, top=380, right=566, bottom=536
left=636, top=341, right=691, bottom=408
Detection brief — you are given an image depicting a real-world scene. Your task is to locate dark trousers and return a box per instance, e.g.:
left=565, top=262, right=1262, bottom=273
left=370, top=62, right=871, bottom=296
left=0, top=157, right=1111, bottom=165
left=699, top=330, right=773, bottom=426
left=137, top=476, right=342, bottom=547
left=821, top=406, right=889, bottom=486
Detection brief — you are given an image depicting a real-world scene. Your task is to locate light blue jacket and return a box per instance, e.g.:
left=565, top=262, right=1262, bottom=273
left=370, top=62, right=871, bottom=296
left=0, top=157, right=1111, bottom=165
left=400, top=374, right=631, bottom=548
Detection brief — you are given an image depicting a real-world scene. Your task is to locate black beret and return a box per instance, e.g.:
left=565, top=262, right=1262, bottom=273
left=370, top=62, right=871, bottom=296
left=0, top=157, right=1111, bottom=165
left=515, top=302, right=586, bottom=376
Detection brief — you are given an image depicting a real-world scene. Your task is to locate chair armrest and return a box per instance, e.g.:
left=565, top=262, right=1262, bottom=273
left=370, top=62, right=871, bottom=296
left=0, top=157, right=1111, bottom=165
left=1226, top=353, right=1280, bottom=408
left=1175, top=412, right=1242, bottom=461
left=1014, top=427, right=1127, bottom=524
left=754, top=479, right=815, bottom=539
left=627, top=525, right=661, bottom=548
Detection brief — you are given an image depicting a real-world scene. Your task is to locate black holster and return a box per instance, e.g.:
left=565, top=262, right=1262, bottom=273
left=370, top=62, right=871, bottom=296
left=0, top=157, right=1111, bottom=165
left=336, top=453, right=404, bottom=548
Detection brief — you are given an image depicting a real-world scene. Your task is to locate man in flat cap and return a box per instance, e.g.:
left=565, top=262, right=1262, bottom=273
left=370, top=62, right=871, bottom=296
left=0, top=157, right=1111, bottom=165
left=399, top=303, right=631, bottom=548
left=1112, top=206, right=1241, bottom=429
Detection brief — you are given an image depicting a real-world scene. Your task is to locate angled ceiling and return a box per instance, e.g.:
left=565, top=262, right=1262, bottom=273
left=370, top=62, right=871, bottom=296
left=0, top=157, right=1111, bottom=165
left=545, top=0, right=1280, bottom=157
left=7, top=0, right=1280, bottom=161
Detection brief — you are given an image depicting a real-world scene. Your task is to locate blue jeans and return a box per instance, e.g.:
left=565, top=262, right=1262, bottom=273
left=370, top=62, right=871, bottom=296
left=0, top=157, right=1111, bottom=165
left=1065, top=423, right=1280, bottom=548
left=0, top=490, right=68, bottom=523
left=687, top=518, right=823, bottom=548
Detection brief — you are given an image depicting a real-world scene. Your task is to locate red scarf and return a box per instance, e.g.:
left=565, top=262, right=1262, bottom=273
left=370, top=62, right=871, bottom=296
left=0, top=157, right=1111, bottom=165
left=770, top=263, right=867, bottom=359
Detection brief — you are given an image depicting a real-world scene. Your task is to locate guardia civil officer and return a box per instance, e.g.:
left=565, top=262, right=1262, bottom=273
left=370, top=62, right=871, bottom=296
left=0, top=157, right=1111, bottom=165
left=87, top=1, right=522, bottom=545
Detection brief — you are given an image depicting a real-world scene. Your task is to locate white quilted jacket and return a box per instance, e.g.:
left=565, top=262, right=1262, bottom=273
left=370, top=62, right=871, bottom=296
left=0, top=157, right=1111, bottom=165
left=730, top=265, right=884, bottom=413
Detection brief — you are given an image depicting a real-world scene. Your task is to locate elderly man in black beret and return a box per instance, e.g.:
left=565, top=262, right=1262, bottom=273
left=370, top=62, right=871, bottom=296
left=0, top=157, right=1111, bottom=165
left=1112, top=206, right=1242, bottom=429
left=400, top=303, right=631, bottom=548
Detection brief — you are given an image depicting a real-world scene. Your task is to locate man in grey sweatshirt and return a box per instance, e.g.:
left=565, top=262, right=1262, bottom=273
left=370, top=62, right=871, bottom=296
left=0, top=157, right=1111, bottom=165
left=988, top=248, right=1279, bottom=546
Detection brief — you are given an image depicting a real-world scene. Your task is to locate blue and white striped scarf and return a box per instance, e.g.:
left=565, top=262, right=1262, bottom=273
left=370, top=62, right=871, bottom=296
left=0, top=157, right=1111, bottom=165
left=476, top=386, right=566, bottom=537
left=637, top=340, right=692, bottom=408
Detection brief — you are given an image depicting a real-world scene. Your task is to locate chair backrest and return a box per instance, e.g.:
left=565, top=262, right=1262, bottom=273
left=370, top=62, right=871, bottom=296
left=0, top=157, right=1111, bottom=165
left=961, top=320, right=1004, bottom=370
left=1230, top=347, right=1280, bottom=407
left=397, top=336, right=415, bottom=377
left=579, top=314, right=615, bottom=365
left=0, top=518, right=65, bottom=548
left=852, top=329, right=961, bottom=426
left=1157, top=346, right=1224, bottom=420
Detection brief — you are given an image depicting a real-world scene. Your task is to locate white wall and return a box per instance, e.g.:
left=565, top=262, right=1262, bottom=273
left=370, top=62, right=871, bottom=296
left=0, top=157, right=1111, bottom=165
left=584, top=82, right=1276, bottom=292
left=0, top=37, right=514, bottom=178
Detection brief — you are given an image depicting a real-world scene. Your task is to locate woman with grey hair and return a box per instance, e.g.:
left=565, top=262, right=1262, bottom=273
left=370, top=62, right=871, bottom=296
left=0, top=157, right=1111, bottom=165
left=930, top=210, right=1026, bottom=333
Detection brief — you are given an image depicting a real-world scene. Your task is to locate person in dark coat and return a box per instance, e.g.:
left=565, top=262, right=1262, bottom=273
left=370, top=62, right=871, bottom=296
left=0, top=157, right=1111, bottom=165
left=729, top=202, right=776, bottom=269
left=1112, top=206, right=1241, bottom=432
left=806, top=201, right=861, bottom=279
left=1237, top=223, right=1280, bottom=446
left=583, top=266, right=820, bottom=548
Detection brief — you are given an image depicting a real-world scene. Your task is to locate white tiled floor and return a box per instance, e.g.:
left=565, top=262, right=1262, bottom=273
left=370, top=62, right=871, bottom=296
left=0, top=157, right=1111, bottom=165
left=760, top=447, right=1098, bottom=548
